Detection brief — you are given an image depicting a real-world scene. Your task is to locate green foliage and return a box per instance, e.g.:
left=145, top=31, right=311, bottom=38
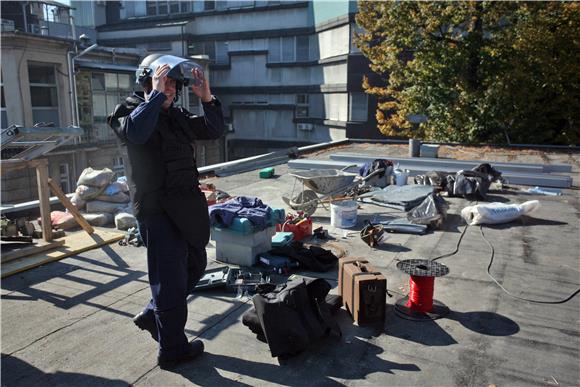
left=355, top=1, right=580, bottom=145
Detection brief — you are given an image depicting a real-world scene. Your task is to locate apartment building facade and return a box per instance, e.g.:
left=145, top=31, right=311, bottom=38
left=95, top=0, right=382, bottom=160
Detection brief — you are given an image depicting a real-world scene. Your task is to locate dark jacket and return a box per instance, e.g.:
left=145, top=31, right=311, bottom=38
left=242, top=278, right=341, bottom=358
left=108, top=90, right=225, bottom=248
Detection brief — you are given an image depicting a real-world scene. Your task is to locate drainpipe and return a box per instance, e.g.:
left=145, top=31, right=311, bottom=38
left=22, top=2, right=28, bottom=33
left=68, top=43, right=98, bottom=126
left=67, top=50, right=76, bottom=126
left=69, top=15, right=77, bottom=44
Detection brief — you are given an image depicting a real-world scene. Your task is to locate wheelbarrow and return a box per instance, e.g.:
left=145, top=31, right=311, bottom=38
left=282, top=165, right=384, bottom=216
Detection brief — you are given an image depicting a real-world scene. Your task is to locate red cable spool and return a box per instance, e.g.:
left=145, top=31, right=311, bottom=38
left=395, top=259, right=450, bottom=321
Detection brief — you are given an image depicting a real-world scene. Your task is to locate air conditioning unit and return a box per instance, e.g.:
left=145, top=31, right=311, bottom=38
left=1, top=19, right=15, bottom=32
left=297, top=123, right=313, bottom=131
left=28, top=24, right=41, bottom=34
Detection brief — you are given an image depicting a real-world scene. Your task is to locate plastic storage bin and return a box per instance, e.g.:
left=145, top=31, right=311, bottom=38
left=212, top=226, right=275, bottom=266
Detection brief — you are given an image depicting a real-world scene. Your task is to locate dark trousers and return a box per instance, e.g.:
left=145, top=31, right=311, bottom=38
left=138, top=212, right=207, bottom=358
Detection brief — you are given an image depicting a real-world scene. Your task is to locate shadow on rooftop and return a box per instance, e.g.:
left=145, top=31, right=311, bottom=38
left=0, top=252, right=148, bottom=316
left=487, top=215, right=568, bottom=229
left=1, top=354, right=129, bottom=387
left=385, top=304, right=458, bottom=346
left=164, top=337, right=420, bottom=385
left=384, top=305, right=519, bottom=345
left=484, top=193, right=511, bottom=203
left=186, top=290, right=253, bottom=340
left=440, top=213, right=467, bottom=233
left=449, top=310, right=520, bottom=336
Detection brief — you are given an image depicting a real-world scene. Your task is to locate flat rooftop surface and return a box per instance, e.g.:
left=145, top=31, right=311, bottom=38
left=2, top=142, right=579, bottom=386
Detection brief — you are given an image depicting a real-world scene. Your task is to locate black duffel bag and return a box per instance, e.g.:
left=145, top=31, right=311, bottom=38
left=242, top=278, right=341, bottom=358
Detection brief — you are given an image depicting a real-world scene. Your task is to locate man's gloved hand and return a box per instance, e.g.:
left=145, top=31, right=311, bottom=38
left=152, top=64, right=171, bottom=93
left=190, top=67, right=213, bottom=103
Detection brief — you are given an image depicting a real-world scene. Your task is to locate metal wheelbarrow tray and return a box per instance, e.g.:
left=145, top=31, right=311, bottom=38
left=282, top=166, right=384, bottom=216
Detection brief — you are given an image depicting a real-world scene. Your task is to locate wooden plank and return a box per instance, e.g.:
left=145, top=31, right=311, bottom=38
left=35, top=160, right=53, bottom=242
left=1, top=239, right=65, bottom=263
left=0, top=229, right=125, bottom=278
left=1, top=158, right=47, bottom=173
left=47, top=178, right=95, bottom=235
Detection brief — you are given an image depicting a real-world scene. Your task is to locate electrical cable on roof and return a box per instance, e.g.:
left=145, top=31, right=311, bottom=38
left=427, top=213, right=579, bottom=304
left=430, top=223, right=470, bottom=261
left=479, top=225, right=580, bottom=304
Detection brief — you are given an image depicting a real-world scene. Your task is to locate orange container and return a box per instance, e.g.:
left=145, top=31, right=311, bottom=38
left=276, top=217, right=312, bottom=241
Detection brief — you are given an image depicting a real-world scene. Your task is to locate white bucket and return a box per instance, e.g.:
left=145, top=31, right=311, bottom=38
left=330, top=200, right=358, bottom=228
left=394, top=169, right=409, bottom=186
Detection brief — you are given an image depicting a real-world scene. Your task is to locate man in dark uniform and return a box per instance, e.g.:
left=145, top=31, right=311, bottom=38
left=108, top=54, right=224, bottom=368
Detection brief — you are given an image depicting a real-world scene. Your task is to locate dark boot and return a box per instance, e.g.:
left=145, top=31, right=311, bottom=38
left=157, top=340, right=204, bottom=369
left=133, top=310, right=158, bottom=342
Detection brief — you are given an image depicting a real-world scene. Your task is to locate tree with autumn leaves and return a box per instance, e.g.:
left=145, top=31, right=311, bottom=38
left=355, top=1, right=579, bottom=145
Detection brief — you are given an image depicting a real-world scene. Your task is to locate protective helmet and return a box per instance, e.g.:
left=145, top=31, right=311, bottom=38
left=136, top=54, right=202, bottom=102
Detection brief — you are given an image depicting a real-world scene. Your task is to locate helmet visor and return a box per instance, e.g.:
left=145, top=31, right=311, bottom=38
left=147, top=55, right=202, bottom=86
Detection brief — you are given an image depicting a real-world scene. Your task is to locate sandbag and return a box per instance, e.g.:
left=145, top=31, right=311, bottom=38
left=95, top=191, right=130, bottom=203
left=83, top=212, right=114, bottom=226
left=77, top=167, right=114, bottom=188
left=70, top=193, right=86, bottom=210
left=86, top=200, right=126, bottom=214
left=115, top=212, right=137, bottom=230
left=49, top=211, right=77, bottom=230
left=76, top=184, right=105, bottom=200
left=102, top=181, right=129, bottom=196
left=461, top=200, right=540, bottom=225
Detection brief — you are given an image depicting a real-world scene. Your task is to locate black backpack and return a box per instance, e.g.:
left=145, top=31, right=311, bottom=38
left=242, top=278, right=341, bottom=358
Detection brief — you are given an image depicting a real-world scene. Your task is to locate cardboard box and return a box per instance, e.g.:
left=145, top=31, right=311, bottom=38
left=338, top=258, right=386, bottom=325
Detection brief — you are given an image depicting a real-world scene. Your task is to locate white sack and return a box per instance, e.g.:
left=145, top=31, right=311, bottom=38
left=86, top=200, right=126, bottom=214
left=70, top=192, right=86, bottom=210
left=83, top=212, right=114, bottom=226
left=77, top=167, right=114, bottom=188
left=115, top=212, right=137, bottom=231
left=76, top=184, right=105, bottom=200
left=461, top=200, right=540, bottom=225
left=95, top=191, right=130, bottom=203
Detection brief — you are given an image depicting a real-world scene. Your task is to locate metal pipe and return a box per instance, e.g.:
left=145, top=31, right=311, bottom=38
left=66, top=50, right=77, bottom=126
left=69, top=44, right=99, bottom=126
left=69, top=15, right=76, bottom=44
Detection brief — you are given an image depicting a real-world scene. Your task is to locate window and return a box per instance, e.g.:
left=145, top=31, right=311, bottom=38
left=204, top=1, right=215, bottom=11
left=145, top=1, right=186, bottom=16
left=349, top=92, right=368, bottom=122
left=215, top=41, right=229, bottom=65
left=296, top=94, right=309, bottom=105
left=158, top=1, right=168, bottom=14
left=268, top=36, right=311, bottom=63
left=1, top=73, right=7, bottom=128
left=113, top=156, right=125, bottom=175
left=59, top=163, right=71, bottom=194
left=204, top=42, right=216, bottom=59
left=296, top=35, right=310, bottom=61
left=28, top=63, right=59, bottom=126
left=88, top=72, right=134, bottom=141
left=296, top=94, right=309, bottom=117
left=282, top=37, right=294, bottom=62
left=190, top=41, right=228, bottom=65
left=268, top=38, right=281, bottom=62
left=146, top=1, right=156, bottom=15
